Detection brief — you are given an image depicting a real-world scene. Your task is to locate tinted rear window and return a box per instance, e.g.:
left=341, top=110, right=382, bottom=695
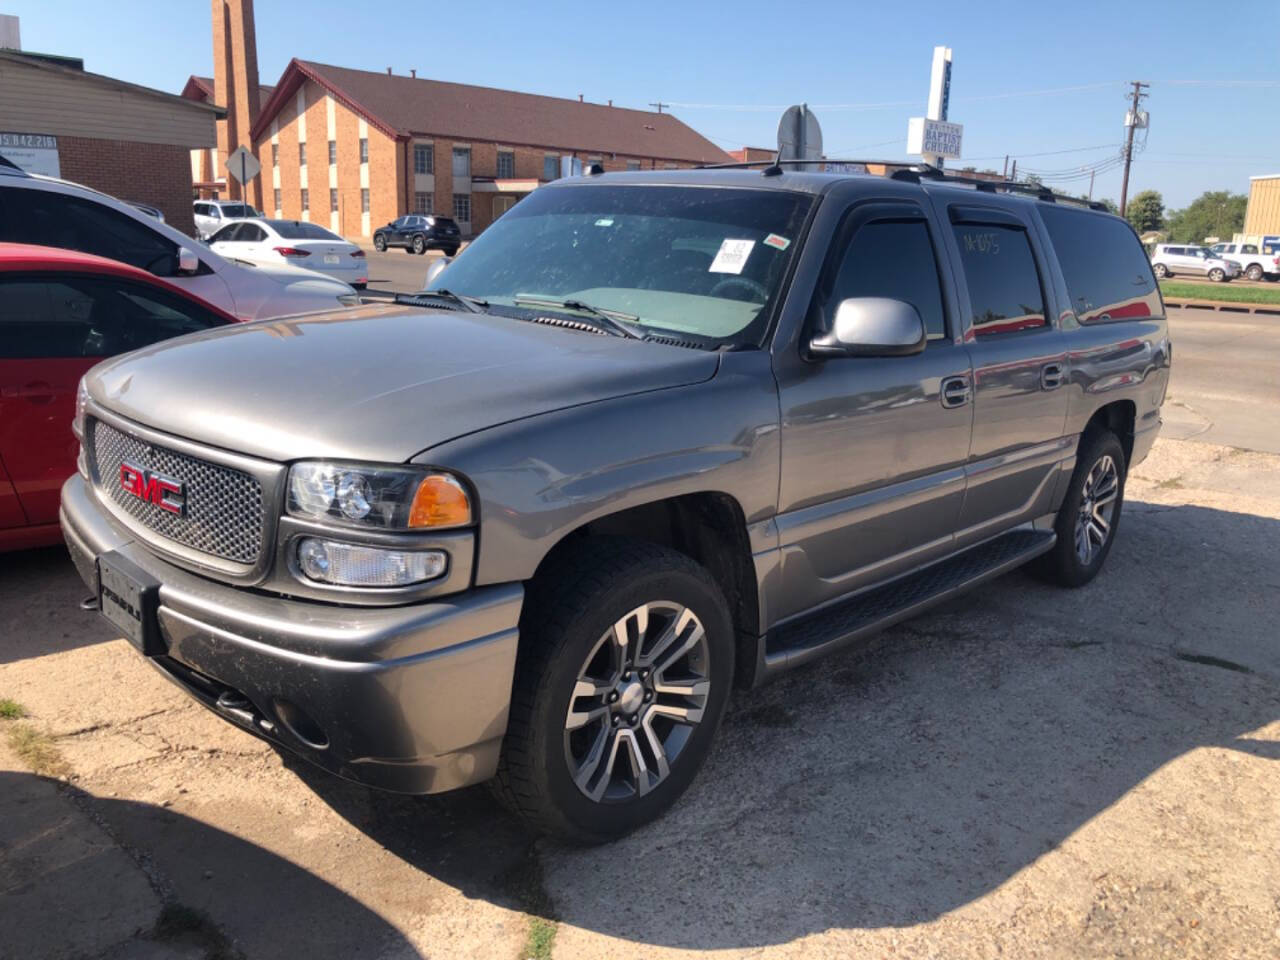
left=433, top=217, right=457, bottom=227
left=1041, top=207, right=1160, bottom=323
left=218, top=204, right=254, bottom=217
left=268, top=220, right=341, bottom=240
left=952, top=223, right=1046, bottom=336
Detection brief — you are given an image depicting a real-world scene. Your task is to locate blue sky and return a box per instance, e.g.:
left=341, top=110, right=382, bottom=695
left=7, top=0, right=1278, bottom=207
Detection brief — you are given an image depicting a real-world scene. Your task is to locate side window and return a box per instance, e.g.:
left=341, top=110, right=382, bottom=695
left=0, top=275, right=227, bottom=358
left=951, top=223, right=1045, bottom=336
left=208, top=224, right=239, bottom=243
left=828, top=219, right=947, bottom=340
left=1040, top=206, right=1160, bottom=323
left=240, top=224, right=267, bottom=242
left=0, top=189, right=179, bottom=274
left=1242, top=244, right=1258, bottom=254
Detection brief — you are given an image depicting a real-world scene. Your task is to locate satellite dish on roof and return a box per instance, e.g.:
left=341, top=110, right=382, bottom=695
left=777, top=104, right=822, bottom=170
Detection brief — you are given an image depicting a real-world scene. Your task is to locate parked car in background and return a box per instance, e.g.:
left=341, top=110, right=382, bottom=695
left=0, top=168, right=360, bottom=320
left=62, top=167, right=1168, bottom=843
left=1208, top=242, right=1277, bottom=282
left=193, top=200, right=262, bottom=241
left=126, top=201, right=166, bottom=223
left=372, top=214, right=461, bottom=256
left=0, top=243, right=238, bottom=550
left=208, top=219, right=367, bottom=289
left=1150, top=244, right=1240, bottom=282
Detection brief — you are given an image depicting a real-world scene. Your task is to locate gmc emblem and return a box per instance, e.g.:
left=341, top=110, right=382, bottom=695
left=119, top=461, right=186, bottom=517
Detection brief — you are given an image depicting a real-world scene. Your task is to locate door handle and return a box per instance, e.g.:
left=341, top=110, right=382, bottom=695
left=1041, top=363, right=1065, bottom=391
left=940, top=375, right=971, bottom=409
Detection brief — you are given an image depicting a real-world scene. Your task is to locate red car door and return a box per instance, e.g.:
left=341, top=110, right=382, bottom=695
left=0, top=454, right=27, bottom=529
left=0, top=272, right=234, bottom=529
left=0, top=278, right=92, bottom=527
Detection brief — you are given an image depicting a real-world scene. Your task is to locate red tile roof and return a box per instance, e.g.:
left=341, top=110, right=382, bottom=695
left=252, top=59, right=731, bottom=165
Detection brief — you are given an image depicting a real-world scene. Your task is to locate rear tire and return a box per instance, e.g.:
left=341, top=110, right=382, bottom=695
left=493, top=538, right=734, bottom=844
left=1153, top=263, right=1169, bottom=279
left=1245, top=264, right=1263, bottom=281
left=412, top=235, right=426, bottom=255
left=1031, top=429, right=1127, bottom=588
left=442, top=246, right=459, bottom=257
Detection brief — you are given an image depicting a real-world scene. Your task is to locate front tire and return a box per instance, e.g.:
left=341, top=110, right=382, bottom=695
left=373, top=234, right=387, bottom=252
left=1153, top=263, right=1169, bottom=279
left=494, top=538, right=735, bottom=844
left=1208, top=267, right=1225, bottom=282
left=1032, top=429, right=1127, bottom=588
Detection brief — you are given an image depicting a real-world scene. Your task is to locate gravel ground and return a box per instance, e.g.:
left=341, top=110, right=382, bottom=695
left=2, top=436, right=1277, bottom=959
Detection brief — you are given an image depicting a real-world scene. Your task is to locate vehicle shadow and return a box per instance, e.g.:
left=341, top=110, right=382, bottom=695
left=0, top=545, right=106, bottom=665
left=293, top=497, right=1280, bottom=951
left=0, top=770, right=417, bottom=960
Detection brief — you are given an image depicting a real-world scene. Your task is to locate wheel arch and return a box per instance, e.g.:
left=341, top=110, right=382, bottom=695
left=1082, top=398, right=1136, bottom=466
left=525, top=491, right=761, bottom=685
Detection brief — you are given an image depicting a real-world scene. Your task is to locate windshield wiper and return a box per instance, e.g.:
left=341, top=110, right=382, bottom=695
left=400, top=288, right=489, bottom=314
left=513, top=294, right=642, bottom=339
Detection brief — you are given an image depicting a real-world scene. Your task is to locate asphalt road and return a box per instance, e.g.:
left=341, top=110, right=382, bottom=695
left=362, top=245, right=458, bottom=296
left=1164, top=306, right=1280, bottom=454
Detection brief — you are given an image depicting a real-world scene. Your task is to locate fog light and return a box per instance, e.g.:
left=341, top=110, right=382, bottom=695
left=297, top=538, right=446, bottom=587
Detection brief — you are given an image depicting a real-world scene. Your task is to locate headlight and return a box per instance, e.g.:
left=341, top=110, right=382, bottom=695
left=72, top=377, right=89, bottom=439
left=287, top=462, right=472, bottom=530
left=297, top=538, right=447, bottom=587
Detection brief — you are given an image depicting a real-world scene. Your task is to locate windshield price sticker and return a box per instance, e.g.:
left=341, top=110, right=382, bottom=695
left=763, top=233, right=791, bottom=251
left=594, top=218, right=614, bottom=227
left=710, top=238, right=756, bottom=274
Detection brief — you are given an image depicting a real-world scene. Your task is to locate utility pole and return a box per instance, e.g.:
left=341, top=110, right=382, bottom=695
left=1002, top=155, right=1009, bottom=178
left=1010, top=159, right=1017, bottom=182
left=1119, top=81, right=1150, bottom=217
left=649, top=101, right=669, bottom=114
left=1089, top=168, right=1095, bottom=200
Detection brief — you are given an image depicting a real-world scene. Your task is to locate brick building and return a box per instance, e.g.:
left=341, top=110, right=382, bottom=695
left=191, top=0, right=730, bottom=240
left=180, top=75, right=274, bottom=198
left=0, top=49, right=220, bottom=235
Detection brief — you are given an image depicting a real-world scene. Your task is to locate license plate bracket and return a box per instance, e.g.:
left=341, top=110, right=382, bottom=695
left=323, top=254, right=340, bottom=265
left=96, top=551, right=164, bottom=656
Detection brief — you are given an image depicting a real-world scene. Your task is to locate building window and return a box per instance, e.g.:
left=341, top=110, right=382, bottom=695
left=452, top=147, right=470, bottom=177
left=328, top=140, right=337, bottom=165
left=330, top=188, right=338, bottom=213
left=271, top=143, right=278, bottom=167
left=300, top=188, right=309, bottom=211
left=414, top=144, right=433, bottom=174
left=299, top=142, right=307, bottom=166
left=543, top=155, right=559, bottom=180
left=273, top=188, right=281, bottom=211
left=359, top=138, right=369, bottom=163
left=626, top=160, right=642, bottom=171
left=414, top=191, right=432, bottom=215
left=361, top=188, right=370, bottom=213
left=453, top=194, right=471, bottom=222
left=663, top=162, right=678, bottom=170
left=497, top=150, right=515, bottom=178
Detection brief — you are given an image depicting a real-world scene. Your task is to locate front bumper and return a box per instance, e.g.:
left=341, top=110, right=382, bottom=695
left=60, top=474, right=522, bottom=795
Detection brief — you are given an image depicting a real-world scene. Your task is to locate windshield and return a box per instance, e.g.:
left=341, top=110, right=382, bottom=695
left=426, top=184, right=813, bottom=347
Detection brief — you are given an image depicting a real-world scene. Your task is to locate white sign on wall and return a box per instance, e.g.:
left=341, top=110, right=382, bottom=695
left=0, top=132, right=60, bottom=177
left=907, top=118, right=964, bottom=160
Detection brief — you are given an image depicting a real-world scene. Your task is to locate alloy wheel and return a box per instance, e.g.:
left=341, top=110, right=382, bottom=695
left=564, top=601, right=711, bottom=803
left=1075, top=454, right=1119, bottom=565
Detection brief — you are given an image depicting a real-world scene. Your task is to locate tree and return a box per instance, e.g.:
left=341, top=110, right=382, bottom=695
left=1164, top=191, right=1248, bottom=244
left=1125, top=190, right=1165, bottom=233
left=1096, top=197, right=1120, bottom=215
left=1023, top=172, right=1043, bottom=188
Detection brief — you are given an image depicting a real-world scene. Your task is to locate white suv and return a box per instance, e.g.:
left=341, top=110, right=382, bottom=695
left=1150, top=244, right=1240, bottom=282
left=193, top=199, right=262, bottom=242
left=0, top=168, right=358, bottom=320
left=1208, top=243, right=1277, bottom=282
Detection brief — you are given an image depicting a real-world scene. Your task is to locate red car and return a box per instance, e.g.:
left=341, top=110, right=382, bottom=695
left=0, top=243, right=238, bottom=550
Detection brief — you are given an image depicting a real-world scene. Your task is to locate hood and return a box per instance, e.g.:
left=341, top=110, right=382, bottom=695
left=220, top=258, right=354, bottom=321
left=86, top=304, right=721, bottom=463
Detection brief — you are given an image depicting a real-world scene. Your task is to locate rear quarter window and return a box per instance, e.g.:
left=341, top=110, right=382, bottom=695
left=1040, top=207, right=1161, bottom=323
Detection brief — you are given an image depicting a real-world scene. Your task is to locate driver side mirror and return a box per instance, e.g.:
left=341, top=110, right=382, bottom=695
left=422, top=256, right=452, bottom=290
left=176, top=246, right=200, bottom=275
left=806, top=297, right=926, bottom=359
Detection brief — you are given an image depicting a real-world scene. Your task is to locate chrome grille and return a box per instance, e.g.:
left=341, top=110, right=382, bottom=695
left=88, top=418, right=264, bottom=564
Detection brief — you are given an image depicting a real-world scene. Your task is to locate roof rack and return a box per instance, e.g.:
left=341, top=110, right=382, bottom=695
left=694, top=157, right=1112, bottom=212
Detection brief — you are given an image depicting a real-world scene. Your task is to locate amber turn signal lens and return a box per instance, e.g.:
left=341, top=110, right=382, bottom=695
left=408, top=474, right=472, bottom=528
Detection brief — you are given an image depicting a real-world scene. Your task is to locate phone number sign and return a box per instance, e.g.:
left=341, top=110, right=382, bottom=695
left=0, top=132, right=60, bottom=177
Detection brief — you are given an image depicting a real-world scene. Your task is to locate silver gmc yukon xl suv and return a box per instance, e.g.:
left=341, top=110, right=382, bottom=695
left=62, top=167, right=1170, bottom=843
